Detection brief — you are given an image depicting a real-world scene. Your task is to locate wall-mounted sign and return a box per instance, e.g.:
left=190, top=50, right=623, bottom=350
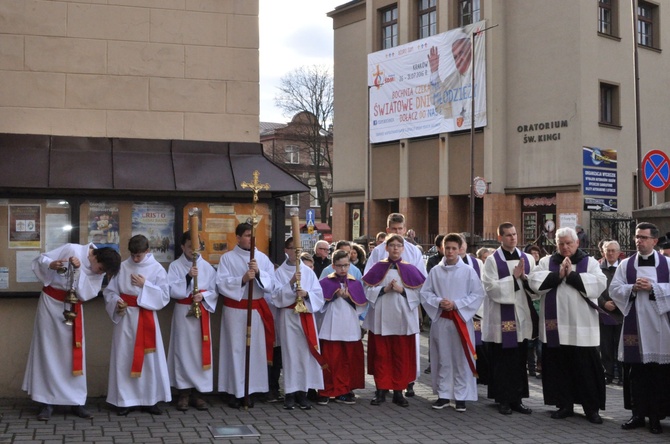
left=518, top=120, right=568, bottom=144
left=584, top=197, right=618, bottom=212
left=583, top=168, right=617, bottom=197
left=583, top=146, right=617, bottom=169
left=473, top=176, right=487, bottom=198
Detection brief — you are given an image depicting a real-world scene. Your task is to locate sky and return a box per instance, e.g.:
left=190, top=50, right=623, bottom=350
left=259, top=0, right=344, bottom=124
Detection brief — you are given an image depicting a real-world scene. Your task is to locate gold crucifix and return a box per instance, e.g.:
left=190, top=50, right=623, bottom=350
left=240, top=170, right=270, bottom=231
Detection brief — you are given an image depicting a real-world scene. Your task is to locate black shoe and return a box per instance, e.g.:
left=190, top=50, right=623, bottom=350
left=71, top=405, right=93, bottom=419
left=424, top=366, right=431, bottom=374
left=498, top=403, right=512, bottom=415
left=283, top=393, right=296, bottom=410
left=37, top=404, right=53, bottom=421
left=510, top=402, right=532, bottom=415
left=142, top=404, right=162, bottom=415
left=392, top=390, right=409, bottom=407
left=650, top=418, right=663, bottom=434
left=117, top=406, right=134, bottom=416
left=370, top=389, right=387, bottom=406
left=296, top=392, right=312, bottom=410
left=454, top=401, right=466, bottom=412
left=266, top=389, right=282, bottom=403
left=551, top=407, right=574, bottom=419
left=586, top=411, right=603, bottom=424
left=242, top=397, right=254, bottom=408
left=432, top=398, right=450, bottom=410
left=228, top=396, right=241, bottom=409
left=405, top=382, right=415, bottom=397
left=621, top=415, right=645, bottom=430
left=307, top=389, right=318, bottom=402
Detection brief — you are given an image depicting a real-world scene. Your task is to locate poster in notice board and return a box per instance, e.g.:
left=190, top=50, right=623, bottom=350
left=183, top=203, right=271, bottom=265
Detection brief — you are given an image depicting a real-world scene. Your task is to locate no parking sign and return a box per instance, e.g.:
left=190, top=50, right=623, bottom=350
left=642, top=150, right=670, bottom=192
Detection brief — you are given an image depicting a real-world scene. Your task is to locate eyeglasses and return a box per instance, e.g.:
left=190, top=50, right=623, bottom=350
left=333, top=263, right=350, bottom=268
left=635, top=235, right=655, bottom=240
left=317, top=247, right=329, bottom=250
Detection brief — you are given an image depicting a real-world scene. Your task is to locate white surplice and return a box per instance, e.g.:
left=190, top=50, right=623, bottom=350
left=104, top=253, right=171, bottom=407
left=528, top=255, right=606, bottom=347
left=481, top=248, right=536, bottom=343
left=216, top=246, right=277, bottom=398
left=363, top=267, right=421, bottom=336
left=319, top=275, right=367, bottom=342
left=273, top=261, right=324, bottom=393
left=23, top=243, right=104, bottom=405
left=609, top=252, right=670, bottom=364
left=420, top=257, right=485, bottom=401
left=167, top=253, right=218, bottom=392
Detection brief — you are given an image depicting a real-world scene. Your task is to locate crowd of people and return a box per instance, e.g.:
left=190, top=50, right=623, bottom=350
left=21, top=214, right=670, bottom=435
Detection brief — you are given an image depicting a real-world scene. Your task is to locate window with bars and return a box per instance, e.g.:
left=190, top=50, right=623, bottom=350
left=381, top=5, right=398, bottom=49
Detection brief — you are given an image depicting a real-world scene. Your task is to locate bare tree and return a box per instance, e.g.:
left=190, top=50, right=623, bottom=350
left=275, top=65, right=333, bottom=224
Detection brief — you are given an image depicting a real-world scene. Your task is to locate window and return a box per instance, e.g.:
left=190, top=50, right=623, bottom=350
left=637, top=1, right=657, bottom=48
left=599, top=82, right=620, bottom=126
left=459, top=0, right=480, bottom=26
left=418, top=0, right=437, bottom=39
left=310, top=187, right=319, bottom=208
left=286, top=194, right=299, bottom=207
left=598, top=0, right=619, bottom=37
left=284, top=145, right=299, bottom=164
left=381, top=5, right=398, bottom=49
left=598, top=0, right=612, bottom=35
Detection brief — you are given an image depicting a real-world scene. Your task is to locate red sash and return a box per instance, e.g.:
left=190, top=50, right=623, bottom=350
left=223, top=297, right=275, bottom=364
left=287, top=303, right=329, bottom=371
left=120, top=294, right=156, bottom=377
left=176, top=293, right=212, bottom=370
left=44, top=286, right=83, bottom=376
left=440, top=309, right=478, bottom=377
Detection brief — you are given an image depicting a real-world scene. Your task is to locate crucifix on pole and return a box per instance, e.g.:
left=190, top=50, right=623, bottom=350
left=239, top=170, right=270, bottom=410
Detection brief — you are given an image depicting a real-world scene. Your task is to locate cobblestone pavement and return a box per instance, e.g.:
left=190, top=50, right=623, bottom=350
left=1, top=332, right=667, bottom=443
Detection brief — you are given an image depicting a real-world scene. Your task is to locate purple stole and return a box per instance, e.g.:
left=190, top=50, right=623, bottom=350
left=466, top=255, right=481, bottom=278
left=544, top=256, right=588, bottom=348
left=623, top=253, right=669, bottom=363
left=464, top=255, right=483, bottom=345
left=493, top=249, right=531, bottom=348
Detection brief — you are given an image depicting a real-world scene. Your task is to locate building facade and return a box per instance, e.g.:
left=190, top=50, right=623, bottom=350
left=328, top=0, right=670, bottom=252
left=261, top=111, right=334, bottom=240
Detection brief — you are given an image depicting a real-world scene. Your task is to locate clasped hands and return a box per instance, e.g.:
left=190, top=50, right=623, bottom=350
left=439, top=298, right=454, bottom=311
left=384, top=279, right=404, bottom=294
left=558, top=257, right=572, bottom=279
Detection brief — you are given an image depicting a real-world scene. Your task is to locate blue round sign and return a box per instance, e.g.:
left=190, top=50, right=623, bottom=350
left=642, top=150, right=670, bottom=192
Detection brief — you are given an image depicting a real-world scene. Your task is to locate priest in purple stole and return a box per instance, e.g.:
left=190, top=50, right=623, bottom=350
left=529, top=227, right=606, bottom=424
left=609, top=222, right=670, bottom=435
left=482, top=223, right=536, bottom=416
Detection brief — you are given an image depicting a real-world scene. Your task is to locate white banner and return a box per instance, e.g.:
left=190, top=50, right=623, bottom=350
left=368, top=21, right=487, bottom=143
